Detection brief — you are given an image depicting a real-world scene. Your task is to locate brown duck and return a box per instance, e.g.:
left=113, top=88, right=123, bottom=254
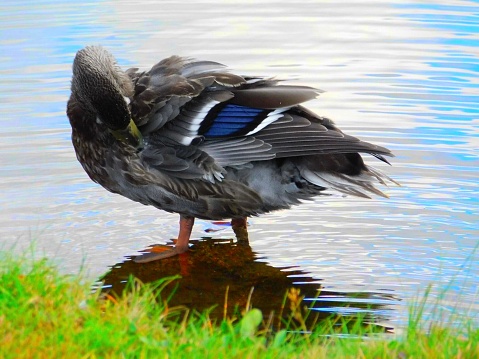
left=67, top=45, right=395, bottom=263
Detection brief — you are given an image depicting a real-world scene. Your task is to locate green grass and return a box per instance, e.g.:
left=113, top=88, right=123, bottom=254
left=0, top=253, right=477, bottom=359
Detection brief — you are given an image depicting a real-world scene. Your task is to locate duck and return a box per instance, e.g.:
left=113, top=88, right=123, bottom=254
left=67, top=45, right=395, bottom=263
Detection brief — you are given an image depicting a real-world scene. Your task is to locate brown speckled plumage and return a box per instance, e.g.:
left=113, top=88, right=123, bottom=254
left=67, top=45, right=396, bottom=262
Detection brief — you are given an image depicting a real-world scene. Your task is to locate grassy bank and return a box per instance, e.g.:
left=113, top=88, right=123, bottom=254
left=0, top=254, right=477, bottom=358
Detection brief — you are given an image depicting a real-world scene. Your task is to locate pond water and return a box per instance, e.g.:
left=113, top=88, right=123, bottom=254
left=1, top=0, right=478, bottom=329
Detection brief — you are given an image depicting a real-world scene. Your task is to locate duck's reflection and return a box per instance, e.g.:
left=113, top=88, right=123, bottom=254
left=100, top=236, right=398, bottom=329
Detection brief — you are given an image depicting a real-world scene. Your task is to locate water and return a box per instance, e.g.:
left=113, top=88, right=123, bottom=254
left=1, top=0, right=478, bottom=329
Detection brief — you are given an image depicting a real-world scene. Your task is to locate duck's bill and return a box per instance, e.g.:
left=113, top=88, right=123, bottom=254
left=111, top=119, right=144, bottom=150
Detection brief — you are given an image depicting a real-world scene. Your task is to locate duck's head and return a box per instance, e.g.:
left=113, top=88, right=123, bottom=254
left=71, top=46, right=143, bottom=149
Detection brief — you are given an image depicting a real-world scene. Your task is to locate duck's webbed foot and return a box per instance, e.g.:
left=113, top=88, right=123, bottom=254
left=231, top=217, right=249, bottom=244
left=133, top=215, right=194, bottom=263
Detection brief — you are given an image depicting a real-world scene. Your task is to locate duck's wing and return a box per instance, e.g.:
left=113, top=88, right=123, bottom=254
left=199, top=106, right=392, bottom=167
left=127, top=56, right=318, bottom=143
left=127, top=56, right=245, bottom=134
left=128, top=57, right=392, bottom=178
left=195, top=82, right=392, bottom=167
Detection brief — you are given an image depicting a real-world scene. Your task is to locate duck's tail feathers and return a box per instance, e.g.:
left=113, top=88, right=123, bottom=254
left=298, top=154, right=398, bottom=199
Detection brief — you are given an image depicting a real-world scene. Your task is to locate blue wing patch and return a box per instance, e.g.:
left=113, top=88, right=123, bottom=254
left=200, top=104, right=269, bottom=137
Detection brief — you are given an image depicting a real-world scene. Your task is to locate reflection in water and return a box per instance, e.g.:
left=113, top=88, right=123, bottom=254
left=100, top=235, right=399, bottom=329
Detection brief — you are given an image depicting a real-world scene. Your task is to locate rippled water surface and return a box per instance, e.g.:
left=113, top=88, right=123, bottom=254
left=1, top=0, right=478, bottom=329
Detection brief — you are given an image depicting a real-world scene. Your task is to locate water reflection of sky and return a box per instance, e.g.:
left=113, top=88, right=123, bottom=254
left=1, top=0, right=478, bottom=328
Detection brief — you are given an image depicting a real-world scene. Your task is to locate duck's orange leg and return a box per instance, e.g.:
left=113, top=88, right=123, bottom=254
left=134, top=215, right=194, bottom=263
left=176, top=215, right=195, bottom=253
